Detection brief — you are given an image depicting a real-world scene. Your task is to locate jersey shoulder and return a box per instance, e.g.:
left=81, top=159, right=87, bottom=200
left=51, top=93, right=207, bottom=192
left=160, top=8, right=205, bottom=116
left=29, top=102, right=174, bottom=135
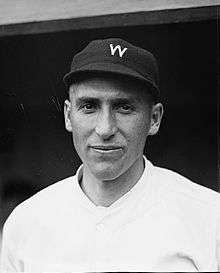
left=4, top=175, right=77, bottom=229
left=152, top=165, right=220, bottom=208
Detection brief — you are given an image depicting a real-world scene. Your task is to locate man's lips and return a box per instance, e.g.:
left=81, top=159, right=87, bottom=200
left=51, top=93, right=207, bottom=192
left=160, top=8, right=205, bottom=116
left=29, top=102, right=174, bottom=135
left=89, top=145, right=123, bottom=151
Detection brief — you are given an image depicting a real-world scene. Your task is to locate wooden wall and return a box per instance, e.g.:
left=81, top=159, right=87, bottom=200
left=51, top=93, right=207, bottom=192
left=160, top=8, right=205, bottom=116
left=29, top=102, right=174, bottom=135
left=0, top=0, right=219, bottom=25
left=0, top=1, right=219, bottom=36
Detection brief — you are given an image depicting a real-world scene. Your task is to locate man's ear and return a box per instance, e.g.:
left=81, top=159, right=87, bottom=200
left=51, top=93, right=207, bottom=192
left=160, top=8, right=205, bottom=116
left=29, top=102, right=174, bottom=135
left=148, top=103, right=164, bottom=136
left=64, top=100, right=73, bottom=132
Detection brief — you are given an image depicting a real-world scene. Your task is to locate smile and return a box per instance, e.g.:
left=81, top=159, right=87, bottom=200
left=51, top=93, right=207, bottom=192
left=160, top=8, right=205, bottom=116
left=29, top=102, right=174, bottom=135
left=90, top=145, right=123, bottom=153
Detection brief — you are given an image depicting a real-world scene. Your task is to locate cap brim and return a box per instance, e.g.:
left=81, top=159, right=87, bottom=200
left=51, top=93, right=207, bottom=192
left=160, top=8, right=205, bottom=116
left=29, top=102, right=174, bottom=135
left=63, top=62, right=159, bottom=97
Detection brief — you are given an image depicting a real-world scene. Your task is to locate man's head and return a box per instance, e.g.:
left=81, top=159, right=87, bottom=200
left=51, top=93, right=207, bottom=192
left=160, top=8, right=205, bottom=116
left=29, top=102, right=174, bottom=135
left=63, top=38, right=163, bottom=180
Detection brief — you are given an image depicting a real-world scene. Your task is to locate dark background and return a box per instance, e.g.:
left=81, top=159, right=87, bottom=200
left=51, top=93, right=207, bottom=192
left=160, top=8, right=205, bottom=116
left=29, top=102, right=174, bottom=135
left=0, top=19, right=218, bottom=226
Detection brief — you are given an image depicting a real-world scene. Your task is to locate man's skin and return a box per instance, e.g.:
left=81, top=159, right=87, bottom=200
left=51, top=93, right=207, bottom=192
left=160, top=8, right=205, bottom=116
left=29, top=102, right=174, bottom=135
left=64, top=74, right=163, bottom=207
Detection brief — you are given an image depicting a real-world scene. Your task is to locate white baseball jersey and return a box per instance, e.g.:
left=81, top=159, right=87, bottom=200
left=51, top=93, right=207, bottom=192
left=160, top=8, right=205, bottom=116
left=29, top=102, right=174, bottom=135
left=1, top=157, right=220, bottom=272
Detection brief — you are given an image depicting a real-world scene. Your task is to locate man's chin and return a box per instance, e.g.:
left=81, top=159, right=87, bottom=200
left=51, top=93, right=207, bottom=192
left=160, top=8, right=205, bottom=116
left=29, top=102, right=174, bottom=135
left=89, top=161, right=123, bottom=181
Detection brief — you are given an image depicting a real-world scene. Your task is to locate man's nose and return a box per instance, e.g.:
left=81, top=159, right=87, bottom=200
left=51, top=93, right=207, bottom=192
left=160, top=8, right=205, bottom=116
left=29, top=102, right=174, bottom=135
left=95, top=109, right=117, bottom=139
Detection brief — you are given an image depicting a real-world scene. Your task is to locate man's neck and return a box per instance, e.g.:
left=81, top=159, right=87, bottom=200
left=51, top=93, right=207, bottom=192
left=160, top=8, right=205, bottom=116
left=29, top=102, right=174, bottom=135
left=80, top=157, right=145, bottom=207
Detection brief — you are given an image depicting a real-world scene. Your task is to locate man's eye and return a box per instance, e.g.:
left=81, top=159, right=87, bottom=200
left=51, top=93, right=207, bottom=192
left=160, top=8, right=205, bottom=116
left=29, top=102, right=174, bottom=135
left=81, top=103, right=96, bottom=113
left=118, top=104, right=133, bottom=113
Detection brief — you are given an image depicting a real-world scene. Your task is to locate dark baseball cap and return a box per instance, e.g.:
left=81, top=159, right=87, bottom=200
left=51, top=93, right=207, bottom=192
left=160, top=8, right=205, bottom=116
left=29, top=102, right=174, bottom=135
left=63, top=38, right=160, bottom=99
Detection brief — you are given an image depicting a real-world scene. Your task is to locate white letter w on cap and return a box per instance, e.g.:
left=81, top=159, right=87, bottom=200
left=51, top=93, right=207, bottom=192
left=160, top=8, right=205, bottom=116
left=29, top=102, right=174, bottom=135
left=110, top=44, right=127, bottom=58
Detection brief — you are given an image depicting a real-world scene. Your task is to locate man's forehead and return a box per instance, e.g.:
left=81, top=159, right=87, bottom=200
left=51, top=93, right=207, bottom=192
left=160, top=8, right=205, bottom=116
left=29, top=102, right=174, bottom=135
left=69, top=75, right=146, bottom=101
left=73, top=92, right=138, bottom=105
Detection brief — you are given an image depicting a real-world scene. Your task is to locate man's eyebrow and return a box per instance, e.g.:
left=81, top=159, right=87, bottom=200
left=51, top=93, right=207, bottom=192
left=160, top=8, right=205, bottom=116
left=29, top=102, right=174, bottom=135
left=111, top=97, right=137, bottom=104
left=74, top=97, right=99, bottom=105
left=74, top=96, right=137, bottom=106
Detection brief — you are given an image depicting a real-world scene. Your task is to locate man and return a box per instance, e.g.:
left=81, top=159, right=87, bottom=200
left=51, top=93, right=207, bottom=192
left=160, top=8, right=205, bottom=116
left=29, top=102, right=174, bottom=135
left=1, top=38, right=220, bottom=272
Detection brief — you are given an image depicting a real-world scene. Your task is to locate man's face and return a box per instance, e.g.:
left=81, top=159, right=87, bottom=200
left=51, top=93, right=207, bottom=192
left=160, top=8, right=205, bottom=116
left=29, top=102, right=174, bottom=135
left=64, top=75, right=163, bottom=181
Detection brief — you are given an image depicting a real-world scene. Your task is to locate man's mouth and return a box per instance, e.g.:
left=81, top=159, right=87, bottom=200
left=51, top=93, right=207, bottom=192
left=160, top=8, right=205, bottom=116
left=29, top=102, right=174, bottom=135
left=90, top=145, right=123, bottom=152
